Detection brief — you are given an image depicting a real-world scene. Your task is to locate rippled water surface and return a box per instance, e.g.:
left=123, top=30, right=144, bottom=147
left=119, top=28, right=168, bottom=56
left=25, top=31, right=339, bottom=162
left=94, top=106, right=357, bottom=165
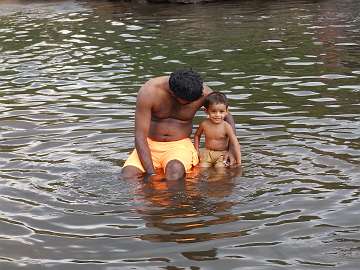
left=0, top=0, right=359, bottom=269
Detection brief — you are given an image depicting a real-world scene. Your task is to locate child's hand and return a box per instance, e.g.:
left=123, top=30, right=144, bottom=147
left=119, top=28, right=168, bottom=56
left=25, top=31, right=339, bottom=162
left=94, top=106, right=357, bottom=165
left=223, top=159, right=241, bottom=168
left=223, top=151, right=236, bottom=167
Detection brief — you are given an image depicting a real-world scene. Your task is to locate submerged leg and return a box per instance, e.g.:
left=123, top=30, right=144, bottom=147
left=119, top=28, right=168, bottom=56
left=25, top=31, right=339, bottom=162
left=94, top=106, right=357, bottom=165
left=165, top=160, right=186, bottom=181
left=121, top=165, right=144, bottom=180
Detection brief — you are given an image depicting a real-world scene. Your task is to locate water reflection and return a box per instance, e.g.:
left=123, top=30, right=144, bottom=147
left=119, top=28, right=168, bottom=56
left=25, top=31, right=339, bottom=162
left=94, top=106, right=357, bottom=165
left=130, top=169, right=245, bottom=265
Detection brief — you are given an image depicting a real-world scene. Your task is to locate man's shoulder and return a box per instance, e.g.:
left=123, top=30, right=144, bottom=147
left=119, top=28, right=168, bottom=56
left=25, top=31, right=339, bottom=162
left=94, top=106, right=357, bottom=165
left=144, top=75, right=168, bottom=87
left=139, top=76, right=168, bottom=94
left=137, top=77, right=170, bottom=107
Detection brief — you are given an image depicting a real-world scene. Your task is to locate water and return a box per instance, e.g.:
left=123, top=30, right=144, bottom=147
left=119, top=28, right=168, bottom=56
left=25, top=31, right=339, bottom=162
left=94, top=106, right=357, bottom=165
left=0, top=0, right=359, bottom=269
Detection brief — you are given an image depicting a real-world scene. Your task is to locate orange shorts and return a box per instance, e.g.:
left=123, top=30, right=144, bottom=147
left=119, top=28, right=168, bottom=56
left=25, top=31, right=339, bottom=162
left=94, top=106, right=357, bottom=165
left=123, top=138, right=199, bottom=173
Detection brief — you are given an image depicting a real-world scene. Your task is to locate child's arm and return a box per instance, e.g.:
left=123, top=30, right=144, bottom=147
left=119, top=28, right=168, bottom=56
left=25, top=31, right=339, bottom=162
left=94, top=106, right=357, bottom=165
left=194, top=123, right=204, bottom=153
left=225, top=123, right=242, bottom=165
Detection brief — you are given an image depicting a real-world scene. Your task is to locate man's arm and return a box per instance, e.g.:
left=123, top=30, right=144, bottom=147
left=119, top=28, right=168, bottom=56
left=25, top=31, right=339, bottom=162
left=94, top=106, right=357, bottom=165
left=224, top=112, right=236, bottom=132
left=134, top=88, right=155, bottom=175
left=202, top=83, right=213, bottom=96
left=222, top=112, right=238, bottom=166
left=225, top=123, right=242, bottom=165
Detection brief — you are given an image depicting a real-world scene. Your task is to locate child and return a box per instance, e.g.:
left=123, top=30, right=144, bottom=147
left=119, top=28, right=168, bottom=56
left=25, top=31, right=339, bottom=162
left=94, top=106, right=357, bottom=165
left=194, top=92, right=242, bottom=168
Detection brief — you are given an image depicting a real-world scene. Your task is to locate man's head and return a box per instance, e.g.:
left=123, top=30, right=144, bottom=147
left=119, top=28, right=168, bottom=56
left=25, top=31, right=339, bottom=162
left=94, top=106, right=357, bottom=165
left=169, top=69, right=204, bottom=102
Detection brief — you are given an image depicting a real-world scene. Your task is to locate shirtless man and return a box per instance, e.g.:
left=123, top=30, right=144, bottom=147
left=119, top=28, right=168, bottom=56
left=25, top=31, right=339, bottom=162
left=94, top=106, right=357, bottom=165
left=121, top=69, right=236, bottom=181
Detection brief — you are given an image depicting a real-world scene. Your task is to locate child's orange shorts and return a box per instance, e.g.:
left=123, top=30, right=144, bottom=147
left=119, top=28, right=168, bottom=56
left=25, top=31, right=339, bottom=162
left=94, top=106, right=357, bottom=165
left=123, top=138, right=199, bottom=173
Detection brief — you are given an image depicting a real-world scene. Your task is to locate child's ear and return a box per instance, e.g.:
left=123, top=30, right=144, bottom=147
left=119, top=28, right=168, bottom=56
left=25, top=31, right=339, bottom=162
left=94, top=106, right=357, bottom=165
left=203, top=108, right=210, bottom=118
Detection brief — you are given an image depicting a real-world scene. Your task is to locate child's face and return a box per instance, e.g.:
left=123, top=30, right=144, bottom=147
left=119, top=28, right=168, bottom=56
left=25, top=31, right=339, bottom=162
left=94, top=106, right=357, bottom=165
left=206, top=103, right=228, bottom=124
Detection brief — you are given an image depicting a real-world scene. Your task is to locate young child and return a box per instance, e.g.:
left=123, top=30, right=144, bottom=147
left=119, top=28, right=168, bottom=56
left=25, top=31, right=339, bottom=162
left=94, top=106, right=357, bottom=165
left=194, top=92, right=242, bottom=168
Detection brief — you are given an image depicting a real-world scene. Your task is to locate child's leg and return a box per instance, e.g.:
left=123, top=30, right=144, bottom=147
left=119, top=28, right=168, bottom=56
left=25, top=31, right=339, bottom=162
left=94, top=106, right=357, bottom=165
left=199, top=148, right=213, bottom=167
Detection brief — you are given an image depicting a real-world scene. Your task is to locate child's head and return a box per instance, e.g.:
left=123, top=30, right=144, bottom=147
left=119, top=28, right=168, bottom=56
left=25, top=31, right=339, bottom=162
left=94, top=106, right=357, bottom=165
left=204, top=91, right=228, bottom=109
left=203, top=92, right=229, bottom=124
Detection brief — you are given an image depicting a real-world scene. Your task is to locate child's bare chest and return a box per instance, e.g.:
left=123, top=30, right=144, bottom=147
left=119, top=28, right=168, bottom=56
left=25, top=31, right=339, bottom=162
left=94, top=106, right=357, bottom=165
left=204, top=122, right=227, bottom=140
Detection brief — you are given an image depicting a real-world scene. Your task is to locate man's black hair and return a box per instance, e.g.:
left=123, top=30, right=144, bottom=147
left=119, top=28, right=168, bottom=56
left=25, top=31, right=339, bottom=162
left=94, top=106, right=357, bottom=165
left=169, top=69, right=204, bottom=102
left=203, top=91, right=228, bottom=109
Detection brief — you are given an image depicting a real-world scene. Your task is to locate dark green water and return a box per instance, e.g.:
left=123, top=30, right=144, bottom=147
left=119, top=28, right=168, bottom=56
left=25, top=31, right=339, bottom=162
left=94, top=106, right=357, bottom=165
left=0, top=0, right=359, bottom=269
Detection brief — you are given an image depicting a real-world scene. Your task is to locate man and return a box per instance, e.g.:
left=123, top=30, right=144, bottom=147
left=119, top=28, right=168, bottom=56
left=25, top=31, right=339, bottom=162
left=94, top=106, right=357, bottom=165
left=122, top=69, right=236, bottom=181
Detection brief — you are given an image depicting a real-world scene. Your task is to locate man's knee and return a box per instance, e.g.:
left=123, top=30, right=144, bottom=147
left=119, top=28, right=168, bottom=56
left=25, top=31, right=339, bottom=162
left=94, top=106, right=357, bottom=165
left=165, top=160, right=186, bottom=181
left=121, top=166, right=143, bottom=180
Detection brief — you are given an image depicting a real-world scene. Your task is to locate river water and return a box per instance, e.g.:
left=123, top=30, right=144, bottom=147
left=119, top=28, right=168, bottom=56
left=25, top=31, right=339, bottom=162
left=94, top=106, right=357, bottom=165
left=0, top=0, right=359, bottom=269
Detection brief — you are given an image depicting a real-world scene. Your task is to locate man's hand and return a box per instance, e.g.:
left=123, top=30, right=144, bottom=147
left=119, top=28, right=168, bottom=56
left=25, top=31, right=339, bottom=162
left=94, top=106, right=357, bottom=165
left=143, top=172, right=165, bottom=182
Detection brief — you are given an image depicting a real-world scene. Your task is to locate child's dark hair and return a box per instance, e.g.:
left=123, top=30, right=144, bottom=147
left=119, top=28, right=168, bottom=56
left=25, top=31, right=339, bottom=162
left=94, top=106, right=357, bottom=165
left=203, top=91, right=228, bottom=109
left=169, top=69, right=204, bottom=102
